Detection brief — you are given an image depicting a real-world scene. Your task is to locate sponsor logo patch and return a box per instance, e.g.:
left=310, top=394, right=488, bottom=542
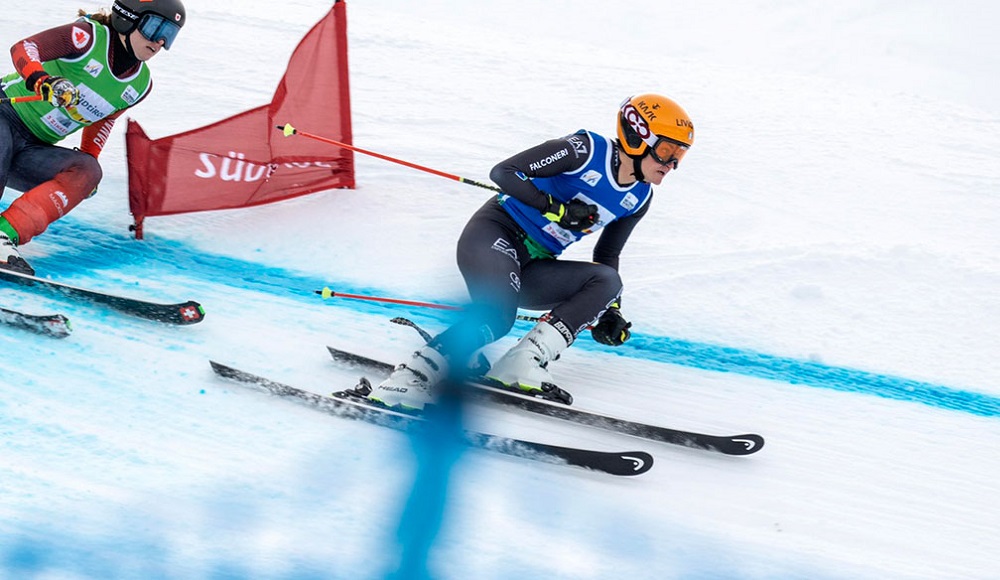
left=71, top=26, right=91, bottom=50
left=40, top=110, right=79, bottom=137
left=121, top=85, right=141, bottom=105
left=541, top=222, right=577, bottom=247
left=567, top=135, right=588, bottom=157
left=84, top=59, right=104, bottom=78
left=491, top=237, right=518, bottom=262
left=528, top=148, right=569, bottom=172
left=49, top=190, right=70, bottom=217
left=509, top=272, right=521, bottom=292
left=580, top=170, right=602, bottom=187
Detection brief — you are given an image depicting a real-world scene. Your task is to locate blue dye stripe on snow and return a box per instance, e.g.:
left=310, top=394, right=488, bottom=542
left=590, top=336, right=1000, bottom=418
left=29, top=219, right=1000, bottom=419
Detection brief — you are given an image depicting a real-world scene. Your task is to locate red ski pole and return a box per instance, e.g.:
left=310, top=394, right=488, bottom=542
left=279, top=123, right=501, bottom=193
left=0, top=94, right=44, bottom=105
left=316, top=287, right=461, bottom=311
left=316, top=287, right=550, bottom=324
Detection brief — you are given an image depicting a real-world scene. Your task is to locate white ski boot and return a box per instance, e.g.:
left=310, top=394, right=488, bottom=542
left=368, top=344, right=448, bottom=411
left=0, top=232, right=33, bottom=275
left=487, top=321, right=569, bottom=396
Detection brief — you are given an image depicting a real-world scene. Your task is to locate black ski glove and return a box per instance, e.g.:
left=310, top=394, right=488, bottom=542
left=591, top=306, right=632, bottom=346
left=542, top=195, right=598, bottom=231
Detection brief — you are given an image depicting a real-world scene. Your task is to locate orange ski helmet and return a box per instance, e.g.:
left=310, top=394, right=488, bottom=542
left=617, top=94, right=694, bottom=167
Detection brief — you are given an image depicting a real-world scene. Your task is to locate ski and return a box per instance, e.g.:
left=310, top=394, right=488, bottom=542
left=209, top=361, right=653, bottom=477
left=0, top=267, right=204, bottom=325
left=0, top=306, right=71, bottom=338
left=327, top=345, right=764, bottom=456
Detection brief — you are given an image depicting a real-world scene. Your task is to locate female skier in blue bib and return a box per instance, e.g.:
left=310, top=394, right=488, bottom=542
left=370, top=93, right=695, bottom=410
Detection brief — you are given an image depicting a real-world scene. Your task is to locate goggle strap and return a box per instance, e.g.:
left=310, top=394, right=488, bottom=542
left=619, top=114, right=644, bottom=149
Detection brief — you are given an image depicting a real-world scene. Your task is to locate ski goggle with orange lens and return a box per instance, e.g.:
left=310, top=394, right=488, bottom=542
left=648, top=136, right=689, bottom=169
left=618, top=113, right=689, bottom=169
left=137, top=13, right=181, bottom=49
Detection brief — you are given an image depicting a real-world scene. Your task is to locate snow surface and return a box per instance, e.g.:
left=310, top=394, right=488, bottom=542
left=3, top=1, right=999, bottom=578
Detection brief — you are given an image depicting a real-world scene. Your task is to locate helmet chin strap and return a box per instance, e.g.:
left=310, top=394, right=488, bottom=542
left=122, top=30, right=137, bottom=58
left=631, top=153, right=647, bottom=183
left=614, top=140, right=648, bottom=184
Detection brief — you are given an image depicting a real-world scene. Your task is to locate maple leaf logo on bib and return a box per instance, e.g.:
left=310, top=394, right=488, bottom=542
left=71, top=26, right=91, bottom=50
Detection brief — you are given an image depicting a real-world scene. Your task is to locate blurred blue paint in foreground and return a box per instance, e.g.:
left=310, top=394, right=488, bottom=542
left=388, top=377, right=468, bottom=579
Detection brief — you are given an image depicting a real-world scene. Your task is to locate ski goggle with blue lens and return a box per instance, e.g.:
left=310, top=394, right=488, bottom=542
left=136, top=13, right=181, bottom=50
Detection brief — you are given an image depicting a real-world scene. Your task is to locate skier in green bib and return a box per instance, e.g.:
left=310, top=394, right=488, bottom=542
left=0, top=0, right=185, bottom=275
